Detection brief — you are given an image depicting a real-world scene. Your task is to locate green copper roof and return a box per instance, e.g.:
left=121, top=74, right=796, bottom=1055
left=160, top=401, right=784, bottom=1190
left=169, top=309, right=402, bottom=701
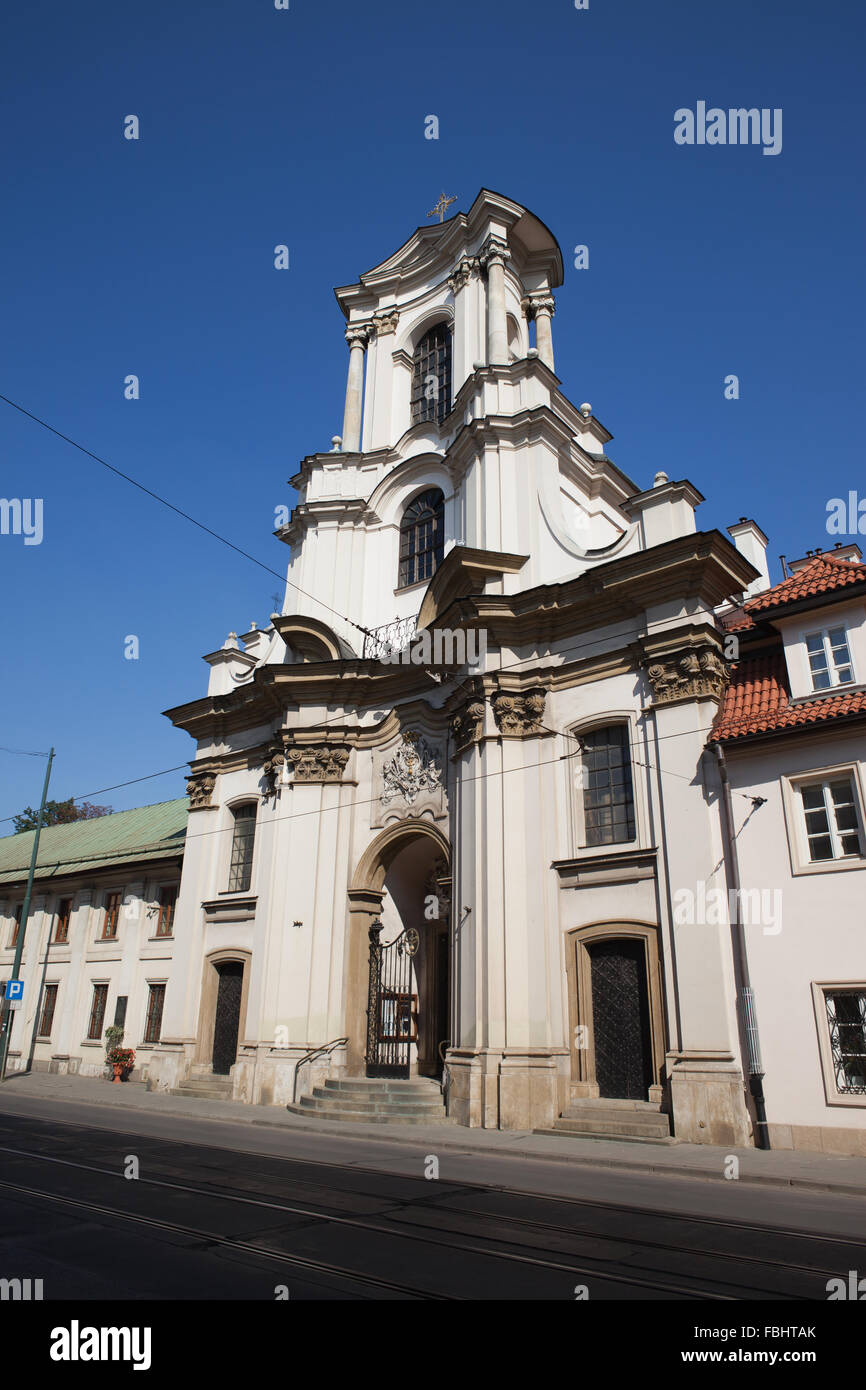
left=0, top=798, right=188, bottom=887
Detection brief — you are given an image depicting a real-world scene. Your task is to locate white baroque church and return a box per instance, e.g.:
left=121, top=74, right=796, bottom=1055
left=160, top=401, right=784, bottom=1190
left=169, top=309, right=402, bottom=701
left=146, top=189, right=772, bottom=1144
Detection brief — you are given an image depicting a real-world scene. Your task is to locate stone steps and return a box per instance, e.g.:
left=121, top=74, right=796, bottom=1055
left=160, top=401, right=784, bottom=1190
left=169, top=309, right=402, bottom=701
left=537, top=1098, right=675, bottom=1144
left=170, top=1075, right=234, bottom=1101
left=287, top=1075, right=451, bottom=1125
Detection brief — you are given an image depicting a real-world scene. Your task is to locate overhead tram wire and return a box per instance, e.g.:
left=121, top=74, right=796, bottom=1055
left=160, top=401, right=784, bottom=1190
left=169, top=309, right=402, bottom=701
left=0, top=764, right=191, bottom=826
left=0, top=392, right=373, bottom=644
left=0, top=402, right=761, bottom=825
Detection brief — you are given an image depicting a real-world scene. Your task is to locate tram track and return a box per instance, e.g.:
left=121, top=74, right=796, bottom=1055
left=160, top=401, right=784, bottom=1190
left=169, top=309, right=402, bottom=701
left=0, top=1136, right=842, bottom=1299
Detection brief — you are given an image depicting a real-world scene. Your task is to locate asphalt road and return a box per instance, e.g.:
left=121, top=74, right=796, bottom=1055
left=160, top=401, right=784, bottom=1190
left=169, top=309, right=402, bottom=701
left=0, top=1095, right=863, bottom=1301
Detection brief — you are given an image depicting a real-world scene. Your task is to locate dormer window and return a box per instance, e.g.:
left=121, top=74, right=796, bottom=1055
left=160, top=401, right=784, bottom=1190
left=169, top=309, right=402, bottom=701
left=805, top=626, right=854, bottom=690
left=410, top=324, right=451, bottom=425
left=398, top=489, right=444, bottom=588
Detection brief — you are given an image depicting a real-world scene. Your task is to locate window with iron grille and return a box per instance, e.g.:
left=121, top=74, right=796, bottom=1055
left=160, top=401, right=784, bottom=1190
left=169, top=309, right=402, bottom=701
left=54, top=898, right=72, bottom=944
left=87, top=983, right=108, bottom=1040
left=156, top=886, right=177, bottom=937
left=798, top=776, right=864, bottom=862
left=410, top=323, right=452, bottom=425
left=37, top=983, right=58, bottom=1038
left=398, top=489, right=445, bottom=589
left=825, top=990, right=866, bottom=1094
left=102, top=892, right=121, bottom=939
left=143, top=983, right=166, bottom=1044
left=580, top=725, right=636, bottom=847
left=805, top=626, right=854, bottom=691
left=227, top=805, right=257, bottom=892
left=10, top=904, right=22, bottom=948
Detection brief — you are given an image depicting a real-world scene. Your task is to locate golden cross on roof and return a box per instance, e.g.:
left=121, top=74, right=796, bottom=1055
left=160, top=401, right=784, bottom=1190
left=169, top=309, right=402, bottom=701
left=427, top=191, right=457, bottom=223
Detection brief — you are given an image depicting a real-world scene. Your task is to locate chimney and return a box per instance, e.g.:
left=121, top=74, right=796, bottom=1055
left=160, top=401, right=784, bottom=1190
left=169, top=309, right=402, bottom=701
left=728, top=518, right=770, bottom=595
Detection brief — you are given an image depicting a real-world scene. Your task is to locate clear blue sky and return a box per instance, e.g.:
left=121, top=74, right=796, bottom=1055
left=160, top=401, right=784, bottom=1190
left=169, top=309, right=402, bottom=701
left=1, top=0, right=863, bottom=821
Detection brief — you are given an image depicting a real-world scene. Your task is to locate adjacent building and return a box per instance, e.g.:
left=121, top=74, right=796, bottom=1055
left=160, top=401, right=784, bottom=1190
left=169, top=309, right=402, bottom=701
left=714, top=544, right=866, bottom=1155
left=0, top=801, right=186, bottom=1078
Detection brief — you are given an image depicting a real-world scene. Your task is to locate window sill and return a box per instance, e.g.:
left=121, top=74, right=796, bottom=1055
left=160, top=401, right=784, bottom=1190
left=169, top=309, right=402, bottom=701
left=553, top=845, right=657, bottom=888
left=202, top=895, right=257, bottom=924
left=790, top=682, right=866, bottom=705
left=791, top=855, right=866, bottom=877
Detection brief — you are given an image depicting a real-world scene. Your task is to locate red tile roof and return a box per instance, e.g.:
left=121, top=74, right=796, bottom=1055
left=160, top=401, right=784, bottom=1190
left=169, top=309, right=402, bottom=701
left=745, top=552, right=866, bottom=614
left=720, top=606, right=755, bottom=633
left=713, top=650, right=866, bottom=742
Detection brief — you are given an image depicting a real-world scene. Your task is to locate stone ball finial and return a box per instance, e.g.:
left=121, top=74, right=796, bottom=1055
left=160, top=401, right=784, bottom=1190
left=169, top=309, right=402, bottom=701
left=654, top=470, right=669, bottom=487
left=527, top=348, right=539, bottom=359
left=579, top=402, right=592, bottom=419
left=331, top=435, right=342, bottom=452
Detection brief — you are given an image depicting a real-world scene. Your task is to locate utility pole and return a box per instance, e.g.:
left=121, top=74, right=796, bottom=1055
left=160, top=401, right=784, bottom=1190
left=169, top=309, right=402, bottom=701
left=0, top=747, right=55, bottom=1081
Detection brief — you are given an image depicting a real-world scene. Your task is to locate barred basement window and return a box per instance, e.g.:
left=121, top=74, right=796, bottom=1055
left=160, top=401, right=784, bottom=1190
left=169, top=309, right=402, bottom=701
left=143, top=983, right=166, bottom=1044
left=54, top=898, right=72, bottom=944
left=398, top=488, right=444, bottom=588
left=87, top=983, right=108, bottom=1040
left=580, top=725, right=636, bottom=847
left=227, top=804, right=257, bottom=893
left=156, top=886, right=177, bottom=937
left=825, top=990, right=866, bottom=1094
left=410, top=323, right=452, bottom=425
left=37, top=983, right=58, bottom=1038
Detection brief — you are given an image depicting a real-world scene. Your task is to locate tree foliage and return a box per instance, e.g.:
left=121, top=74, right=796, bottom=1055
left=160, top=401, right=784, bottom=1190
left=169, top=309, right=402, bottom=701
left=12, top=799, right=113, bottom=834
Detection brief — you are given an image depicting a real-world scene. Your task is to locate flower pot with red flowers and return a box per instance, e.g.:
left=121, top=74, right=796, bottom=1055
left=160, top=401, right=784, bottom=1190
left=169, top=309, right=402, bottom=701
left=107, top=1047, right=136, bottom=1083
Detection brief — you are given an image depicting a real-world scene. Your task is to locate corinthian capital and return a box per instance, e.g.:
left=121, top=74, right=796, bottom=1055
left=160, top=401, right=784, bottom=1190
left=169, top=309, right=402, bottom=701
left=371, top=309, right=400, bottom=336
left=447, top=255, right=480, bottom=294
left=521, top=293, right=556, bottom=319
left=345, top=323, right=373, bottom=350
left=478, top=237, right=511, bottom=271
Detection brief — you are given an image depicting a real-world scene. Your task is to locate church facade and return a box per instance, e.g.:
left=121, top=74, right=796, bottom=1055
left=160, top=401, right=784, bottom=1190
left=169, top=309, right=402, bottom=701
left=140, top=190, right=865, bottom=1151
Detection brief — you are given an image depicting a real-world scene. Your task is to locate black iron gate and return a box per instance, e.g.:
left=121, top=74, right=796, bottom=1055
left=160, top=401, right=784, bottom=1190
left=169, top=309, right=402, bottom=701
left=366, top=922, right=419, bottom=1078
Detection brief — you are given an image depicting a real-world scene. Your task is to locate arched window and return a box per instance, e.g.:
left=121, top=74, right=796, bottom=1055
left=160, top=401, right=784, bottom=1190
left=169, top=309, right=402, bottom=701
left=399, top=489, right=445, bottom=588
left=577, top=725, right=636, bottom=847
left=227, top=803, right=257, bottom=892
left=410, top=323, right=452, bottom=425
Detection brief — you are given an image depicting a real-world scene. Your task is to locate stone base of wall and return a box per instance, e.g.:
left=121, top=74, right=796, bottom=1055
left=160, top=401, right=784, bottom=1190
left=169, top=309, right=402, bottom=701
left=446, top=1048, right=570, bottom=1129
left=769, top=1122, right=866, bottom=1158
left=667, top=1051, right=753, bottom=1146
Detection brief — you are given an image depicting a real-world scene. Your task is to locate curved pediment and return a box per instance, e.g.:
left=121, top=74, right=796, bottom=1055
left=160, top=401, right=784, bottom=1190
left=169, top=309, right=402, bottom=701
left=272, top=614, right=358, bottom=662
left=417, top=546, right=529, bottom=632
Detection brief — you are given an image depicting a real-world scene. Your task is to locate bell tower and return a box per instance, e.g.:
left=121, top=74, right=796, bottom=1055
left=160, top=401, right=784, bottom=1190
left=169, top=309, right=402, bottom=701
left=332, top=189, right=564, bottom=456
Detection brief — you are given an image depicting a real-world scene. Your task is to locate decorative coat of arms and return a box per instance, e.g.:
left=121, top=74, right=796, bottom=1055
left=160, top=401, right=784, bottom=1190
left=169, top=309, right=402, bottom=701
left=381, top=733, right=442, bottom=807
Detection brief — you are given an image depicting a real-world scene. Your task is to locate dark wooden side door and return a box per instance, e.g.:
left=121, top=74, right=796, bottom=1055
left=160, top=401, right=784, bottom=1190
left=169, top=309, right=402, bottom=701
left=589, top=939, right=653, bottom=1100
left=212, top=962, right=243, bottom=1075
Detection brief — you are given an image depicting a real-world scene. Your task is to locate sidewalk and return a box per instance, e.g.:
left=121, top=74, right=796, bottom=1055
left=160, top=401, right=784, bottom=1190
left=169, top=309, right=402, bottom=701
left=2, top=1069, right=865, bottom=1196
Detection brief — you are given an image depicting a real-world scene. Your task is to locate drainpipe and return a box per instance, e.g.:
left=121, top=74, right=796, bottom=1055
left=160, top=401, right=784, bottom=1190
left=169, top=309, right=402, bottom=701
left=711, top=740, right=771, bottom=1150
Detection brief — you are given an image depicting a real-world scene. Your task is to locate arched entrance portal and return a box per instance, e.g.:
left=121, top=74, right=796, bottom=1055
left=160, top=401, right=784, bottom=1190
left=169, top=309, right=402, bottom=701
left=345, top=820, right=451, bottom=1079
left=194, top=949, right=251, bottom=1077
left=565, top=923, right=666, bottom=1105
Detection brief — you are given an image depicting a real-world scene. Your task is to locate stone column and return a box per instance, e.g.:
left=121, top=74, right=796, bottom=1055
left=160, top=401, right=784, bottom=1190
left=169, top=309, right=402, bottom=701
left=369, top=310, right=399, bottom=450
left=448, top=256, right=480, bottom=390
left=341, top=325, right=370, bottom=452
left=481, top=239, right=510, bottom=366
left=521, top=294, right=556, bottom=371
